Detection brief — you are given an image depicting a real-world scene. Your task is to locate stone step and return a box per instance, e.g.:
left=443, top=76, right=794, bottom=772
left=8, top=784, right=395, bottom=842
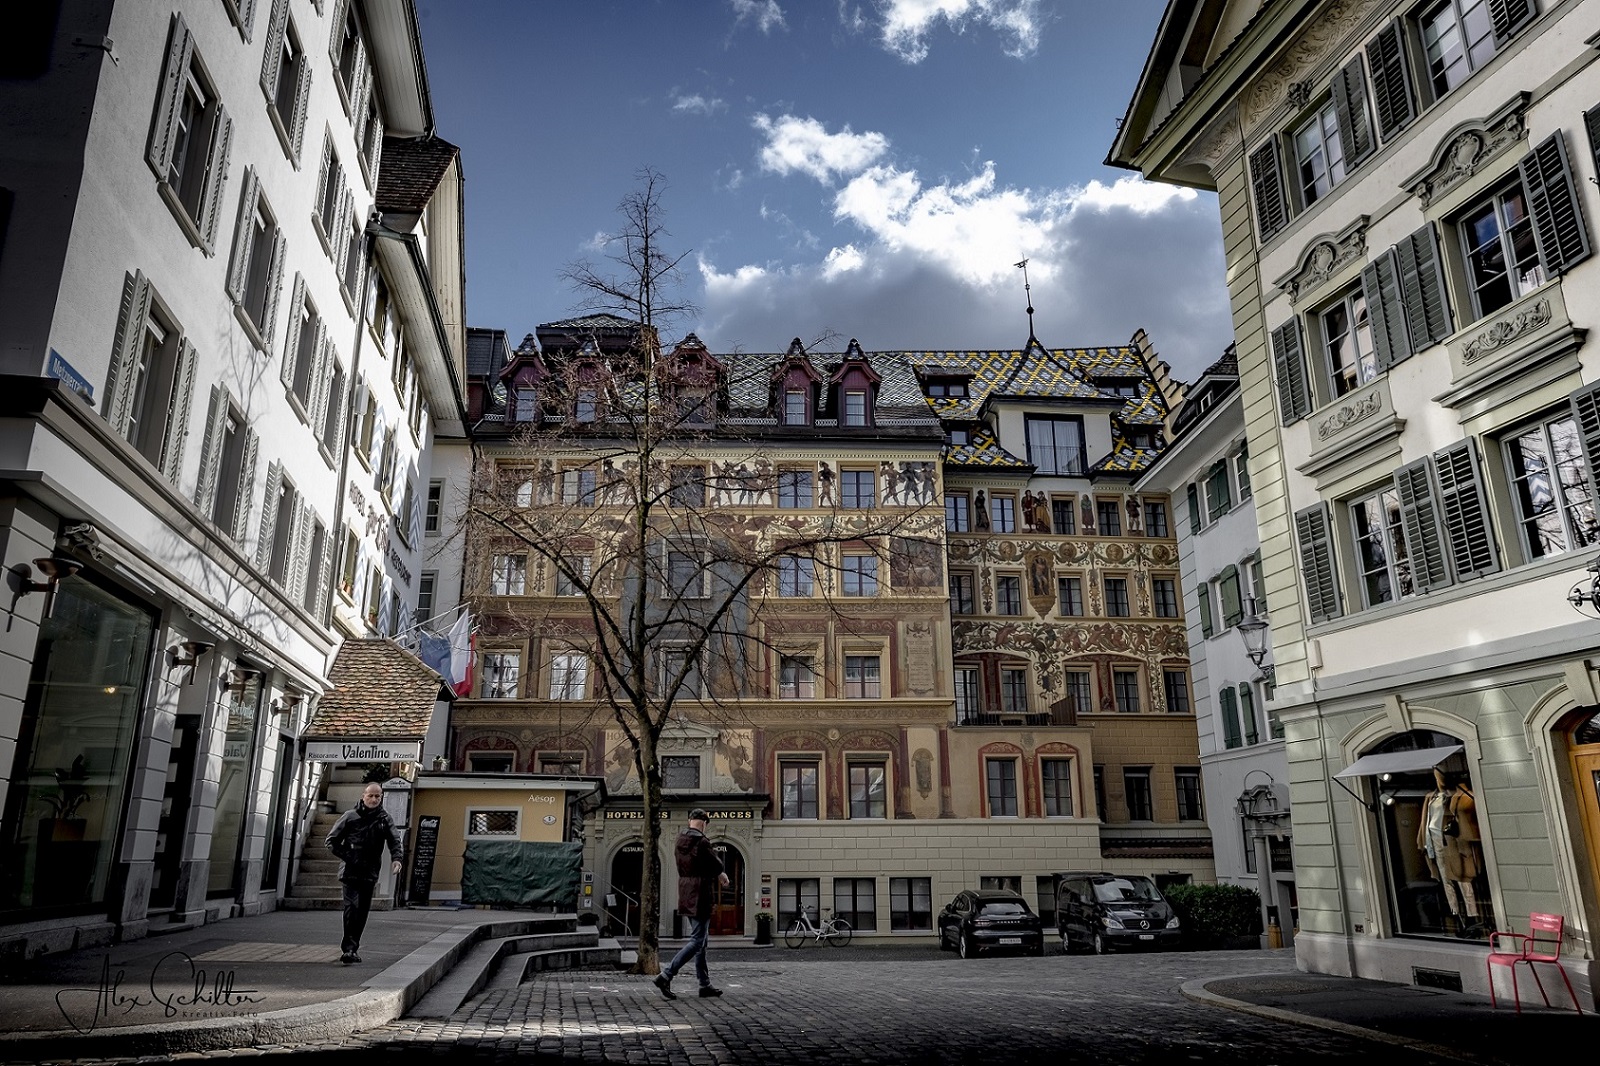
left=294, top=870, right=342, bottom=888
left=279, top=896, right=394, bottom=911
left=406, top=922, right=603, bottom=1019
left=298, top=858, right=341, bottom=874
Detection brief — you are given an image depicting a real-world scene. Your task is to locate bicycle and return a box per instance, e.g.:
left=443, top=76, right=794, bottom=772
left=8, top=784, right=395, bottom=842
left=784, top=905, right=853, bottom=948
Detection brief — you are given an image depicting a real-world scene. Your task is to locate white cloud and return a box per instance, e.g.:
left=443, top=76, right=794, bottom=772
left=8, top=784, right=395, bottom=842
left=753, top=114, right=890, bottom=183
left=730, top=0, right=787, bottom=34
left=672, top=93, right=727, bottom=116
left=878, top=0, right=1042, bottom=63
left=822, top=244, right=866, bottom=278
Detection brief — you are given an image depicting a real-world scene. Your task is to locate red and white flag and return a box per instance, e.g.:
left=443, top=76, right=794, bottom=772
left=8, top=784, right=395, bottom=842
left=447, top=610, right=474, bottom=697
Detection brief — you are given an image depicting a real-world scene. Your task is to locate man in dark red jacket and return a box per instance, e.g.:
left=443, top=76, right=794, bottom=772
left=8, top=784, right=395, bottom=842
left=653, top=808, right=728, bottom=999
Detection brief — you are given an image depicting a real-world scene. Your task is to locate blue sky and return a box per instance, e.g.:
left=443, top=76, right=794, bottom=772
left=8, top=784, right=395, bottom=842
left=418, top=0, right=1233, bottom=382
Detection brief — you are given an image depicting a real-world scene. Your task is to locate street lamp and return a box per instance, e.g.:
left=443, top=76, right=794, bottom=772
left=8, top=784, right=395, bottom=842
left=1237, top=595, right=1274, bottom=683
left=1567, top=556, right=1600, bottom=617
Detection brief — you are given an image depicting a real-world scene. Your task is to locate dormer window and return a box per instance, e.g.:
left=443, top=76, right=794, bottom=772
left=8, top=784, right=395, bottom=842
left=785, top=389, right=808, bottom=426
left=575, top=388, right=597, bottom=423
left=515, top=387, right=538, bottom=423
left=679, top=390, right=712, bottom=426
left=844, top=390, right=867, bottom=426
left=925, top=378, right=969, bottom=398
left=948, top=428, right=970, bottom=446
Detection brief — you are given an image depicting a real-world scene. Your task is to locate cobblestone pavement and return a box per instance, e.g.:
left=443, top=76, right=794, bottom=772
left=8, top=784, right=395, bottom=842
left=309, top=946, right=1470, bottom=1065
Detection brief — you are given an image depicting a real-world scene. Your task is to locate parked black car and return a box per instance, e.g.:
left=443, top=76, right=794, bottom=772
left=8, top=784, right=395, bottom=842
left=938, top=890, right=1046, bottom=958
left=1055, top=872, right=1181, bottom=954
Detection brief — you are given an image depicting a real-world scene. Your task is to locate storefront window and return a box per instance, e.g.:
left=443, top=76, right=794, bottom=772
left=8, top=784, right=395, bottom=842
left=1368, top=730, right=1495, bottom=940
left=207, top=673, right=263, bottom=896
left=0, top=574, right=155, bottom=914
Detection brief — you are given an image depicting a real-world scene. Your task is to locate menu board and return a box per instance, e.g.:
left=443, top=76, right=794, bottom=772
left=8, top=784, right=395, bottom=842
left=408, top=815, right=440, bottom=904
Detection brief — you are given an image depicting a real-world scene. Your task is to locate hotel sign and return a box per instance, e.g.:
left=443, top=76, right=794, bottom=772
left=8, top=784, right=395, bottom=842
left=306, top=740, right=421, bottom=762
left=603, top=808, right=755, bottom=820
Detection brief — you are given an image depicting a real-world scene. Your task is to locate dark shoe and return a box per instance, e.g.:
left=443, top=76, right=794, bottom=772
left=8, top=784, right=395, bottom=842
left=698, top=986, right=723, bottom=998
left=652, top=975, right=676, bottom=999
left=340, top=952, right=357, bottom=965
left=350, top=953, right=362, bottom=963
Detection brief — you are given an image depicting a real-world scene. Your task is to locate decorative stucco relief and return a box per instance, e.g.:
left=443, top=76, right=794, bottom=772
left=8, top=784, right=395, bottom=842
left=1461, top=298, right=1553, bottom=365
left=1279, top=218, right=1368, bottom=302
left=951, top=618, right=1188, bottom=695
left=1315, top=389, right=1383, bottom=441
left=1243, top=0, right=1388, bottom=132
left=1407, top=96, right=1528, bottom=207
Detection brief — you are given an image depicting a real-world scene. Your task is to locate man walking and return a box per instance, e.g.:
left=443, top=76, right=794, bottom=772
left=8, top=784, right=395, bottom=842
left=325, top=781, right=405, bottom=964
left=653, top=808, right=728, bottom=999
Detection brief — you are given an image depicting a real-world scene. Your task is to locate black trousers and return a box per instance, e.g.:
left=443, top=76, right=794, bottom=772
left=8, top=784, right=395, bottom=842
left=341, top=879, right=377, bottom=954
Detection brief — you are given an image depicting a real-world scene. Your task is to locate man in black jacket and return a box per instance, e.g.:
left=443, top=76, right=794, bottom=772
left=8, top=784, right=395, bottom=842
left=653, top=808, right=728, bottom=999
left=325, top=781, right=405, bottom=964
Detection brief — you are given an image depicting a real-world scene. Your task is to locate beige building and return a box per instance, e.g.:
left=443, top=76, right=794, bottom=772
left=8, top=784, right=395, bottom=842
left=1114, top=0, right=1600, bottom=1002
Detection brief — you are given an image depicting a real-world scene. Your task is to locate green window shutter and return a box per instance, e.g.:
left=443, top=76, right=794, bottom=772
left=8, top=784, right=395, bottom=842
left=1198, top=583, right=1214, bottom=639
left=1568, top=379, right=1600, bottom=500
left=1396, top=224, right=1452, bottom=348
left=1219, top=565, right=1242, bottom=627
left=1295, top=503, right=1343, bottom=623
left=1220, top=687, right=1242, bottom=749
left=1366, top=20, right=1415, bottom=142
left=1249, top=140, right=1287, bottom=242
left=1187, top=483, right=1201, bottom=533
left=1270, top=319, right=1311, bottom=424
left=1520, top=130, right=1592, bottom=278
left=1331, top=53, right=1374, bottom=168
left=1393, top=458, right=1452, bottom=591
left=1240, top=685, right=1259, bottom=745
left=1488, top=0, right=1534, bottom=44
left=1433, top=439, right=1500, bottom=580
left=1361, top=248, right=1412, bottom=370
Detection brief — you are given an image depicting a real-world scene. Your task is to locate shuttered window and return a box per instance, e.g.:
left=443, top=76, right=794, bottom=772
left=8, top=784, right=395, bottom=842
left=1360, top=249, right=1411, bottom=370
left=1187, top=483, right=1202, bottom=532
left=1218, top=565, right=1243, bottom=628
left=1366, top=20, right=1416, bottom=141
left=1395, top=223, right=1453, bottom=348
left=1393, top=458, right=1452, bottom=591
left=1250, top=140, right=1287, bottom=242
left=1488, top=0, right=1534, bottom=44
left=147, top=14, right=234, bottom=254
left=1433, top=439, right=1500, bottom=579
left=1570, top=379, right=1600, bottom=508
left=1520, top=130, right=1592, bottom=279
left=1295, top=504, right=1343, bottom=623
left=1331, top=53, right=1375, bottom=168
left=1197, top=582, right=1214, bottom=638
left=1271, top=319, right=1312, bottom=424
left=1220, top=686, right=1242, bottom=749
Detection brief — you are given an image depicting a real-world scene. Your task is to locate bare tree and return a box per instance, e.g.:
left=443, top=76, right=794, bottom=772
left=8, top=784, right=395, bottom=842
left=465, top=174, right=942, bottom=973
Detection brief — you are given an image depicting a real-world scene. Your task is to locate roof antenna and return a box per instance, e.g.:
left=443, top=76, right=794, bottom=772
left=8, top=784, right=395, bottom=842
left=1015, top=259, right=1038, bottom=347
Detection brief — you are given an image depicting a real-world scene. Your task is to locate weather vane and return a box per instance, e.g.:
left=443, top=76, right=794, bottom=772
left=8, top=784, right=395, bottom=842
left=1014, top=258, right=1036, bottom=340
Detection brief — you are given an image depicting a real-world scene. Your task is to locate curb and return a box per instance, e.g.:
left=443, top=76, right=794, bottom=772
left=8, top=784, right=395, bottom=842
left=0, top=916, right=565, bottom=1062
left=1178, top=976, right=1511, bottom=1066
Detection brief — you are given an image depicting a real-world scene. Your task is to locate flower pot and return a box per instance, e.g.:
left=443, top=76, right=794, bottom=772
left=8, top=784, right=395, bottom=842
left=754, top=914, right=773, bottom=945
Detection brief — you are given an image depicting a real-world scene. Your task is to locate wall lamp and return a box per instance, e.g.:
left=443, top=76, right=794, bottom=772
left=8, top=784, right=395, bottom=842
left=6, top=556, right=83, bottom=625
left=227, top=666, right=261, bottom=697
left=169, top=640, right=215, bottom=685
left=1236, top=595, right=1275, bottom=684
left=270, top=691, right=303, bottom=715
left=1568, top=556, right=1600, bottom=617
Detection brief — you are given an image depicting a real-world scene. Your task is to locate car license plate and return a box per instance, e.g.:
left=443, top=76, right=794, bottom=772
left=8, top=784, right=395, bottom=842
left=1000, top=937, right=1022, bottom=945
left=1139, top=934, right=1155, bottom=941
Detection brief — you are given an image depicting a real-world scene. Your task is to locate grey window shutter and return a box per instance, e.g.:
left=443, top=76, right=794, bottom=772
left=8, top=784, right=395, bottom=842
left=1270, top=319, right=1311, bottom=423
left=236, top=0, right=258, bottom=42
left=290, top=60, right=312, bottom=163
left=1488, top=0, right=1534, bottom=44
left=310, top=323, right=332, bottom=429
left=147, top=15, right=194, bottom=177
left=159, top=338, right=198, bottom=485
left=259, top=228, right=288, bottom=346
left=1395, top=224, right=1452, bottom=348
left=194, top=385, right=228, bottom=511
left=1187, top=483, right=1201, bottom=533
left=324, top=358, right=347, bottom=449
left=1332, top=53, right=1374, bottom=167
left=232, top=426, right=259, bottom=544
left=1219, top=686, right=1241, bottom=747
left=1295, top=503, right=1343, bottom=623
left=366, top=108, right=385, bottom=177
left=1197, top=582, right=1214, bottom=638
left=314, top=525, right=334, bottom=618
left=1520, top=130, right=1592, bottom=277
left=226, top=167, right=260, bottom=304
left=334, top=186, right=355, bottom=274
left=1361, top=249, right=1411, bottom=369
left=198, top=101, right=234, bottom=254
left=289, top=499, right=313, bottom=600
left=259, top=0, right=289, bottom=100
left=1433, top=440, right=1500, bottom=580
left=1249, top=140, right=1287, bottom=242
left=315, top=136, right=332, bottom=224
left=105, top=270, right=152, bottom=436
left=1585, top=105, right=1600, bottom=193
left=1393, top=458, right=1451, bottom=591
left=280, top=273, right=305, bottom=388
left=1569, top=379, right=1600, bottom=500
left=1366, top=20, right=1415, bottom=142
left=257, top=461, right=283, bottom=571
left=329, top=0, right=349, bottom=66
left=1219, top=565, right=1242, bottom=627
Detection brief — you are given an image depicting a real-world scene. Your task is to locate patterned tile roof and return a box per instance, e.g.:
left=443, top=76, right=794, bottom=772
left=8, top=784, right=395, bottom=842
left=306, top=639, right=443, bottom=740
left=943, top=428, right=1032, bottom=470
left=375, top=136, right=459, bottom=216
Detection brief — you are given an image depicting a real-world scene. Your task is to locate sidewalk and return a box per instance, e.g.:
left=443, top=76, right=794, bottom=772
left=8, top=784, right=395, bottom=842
left=1188, top=968, right=1594, bottom=1065
left=0, top=905, right=565, bottom=1062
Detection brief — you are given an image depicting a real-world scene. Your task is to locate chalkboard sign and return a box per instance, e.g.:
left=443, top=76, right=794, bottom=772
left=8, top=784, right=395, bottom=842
left=409, top=815, right=440, bottom=904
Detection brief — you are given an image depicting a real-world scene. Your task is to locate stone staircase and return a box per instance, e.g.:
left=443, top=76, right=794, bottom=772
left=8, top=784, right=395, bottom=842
left=282, top=767, right=393, bottom=911
left=406, top=915, right=633, bottom=1018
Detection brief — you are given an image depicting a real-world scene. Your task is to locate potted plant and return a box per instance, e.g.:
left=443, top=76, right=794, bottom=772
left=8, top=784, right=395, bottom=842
left=42, top=756, right=90, bottom=841
left=754, top=909, right=774, bottom=945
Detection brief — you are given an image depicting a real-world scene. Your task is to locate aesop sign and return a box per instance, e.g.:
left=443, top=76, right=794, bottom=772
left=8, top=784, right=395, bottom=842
left=305, top=741, right=422, bottom=762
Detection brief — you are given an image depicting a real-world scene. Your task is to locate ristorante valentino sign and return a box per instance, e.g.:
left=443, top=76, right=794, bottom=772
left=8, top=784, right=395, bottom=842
left=305, top=741, right=422, bottom=762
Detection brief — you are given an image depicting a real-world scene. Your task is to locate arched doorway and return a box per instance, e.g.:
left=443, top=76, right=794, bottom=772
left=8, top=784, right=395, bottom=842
left=709, top=841, right=745, bottom=936
left=607, top=843, right=643, bottom=937
left=1567, top=709, right=1600, bottom=907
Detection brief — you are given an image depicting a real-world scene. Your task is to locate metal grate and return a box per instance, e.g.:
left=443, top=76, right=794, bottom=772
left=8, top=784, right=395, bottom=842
left=1412, top=967, right=1463, bottom=992
left=469, top=809, right=518, bottom=835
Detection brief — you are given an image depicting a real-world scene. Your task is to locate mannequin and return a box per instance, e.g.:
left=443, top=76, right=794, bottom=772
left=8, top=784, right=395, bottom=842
left=1417, top=768, right=1483, bottom=932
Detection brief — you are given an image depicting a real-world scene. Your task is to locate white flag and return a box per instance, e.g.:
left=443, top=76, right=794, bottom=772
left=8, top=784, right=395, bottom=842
left=447, top=610, right=473, bottom=696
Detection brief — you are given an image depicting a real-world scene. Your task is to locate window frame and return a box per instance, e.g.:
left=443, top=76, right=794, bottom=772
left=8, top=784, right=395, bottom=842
left=1112, top=667, right=1142, bottom=713
left=843, top=654, right=882, bottom=699
left=778, top=654, right=816, bottom=699
left=847, top=760, right=888, bottom=819
left=1025, top=415, right=1087, bottom=475
left=1041, top=757, right=1075, bottom=817
left=840, top=468, right=876, bottom=509
left=1123, top=766, right=1154, bottom=821
left=995, top=573, right=1022, bottom=616
left=548, top=652, right=589, bottom=700
left=985, top=757, right=1020, bottom=817
left=480, top=650, right=522, bottom=699
left=779, top=759, right=820, bottom=818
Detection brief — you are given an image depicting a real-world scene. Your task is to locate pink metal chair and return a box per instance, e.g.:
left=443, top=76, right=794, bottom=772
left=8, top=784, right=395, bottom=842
left=1486, top=912, right=1583, bottom=1014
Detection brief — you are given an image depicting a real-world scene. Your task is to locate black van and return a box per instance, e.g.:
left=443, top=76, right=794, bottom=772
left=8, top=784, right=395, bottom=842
left=1054, top=871, right=1181, bottom=954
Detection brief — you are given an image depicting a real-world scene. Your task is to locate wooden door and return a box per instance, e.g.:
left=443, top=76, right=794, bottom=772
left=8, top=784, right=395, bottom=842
left=709, top=843, right=745, bottom=935
left=1571, top=751, right=1600, bottom=903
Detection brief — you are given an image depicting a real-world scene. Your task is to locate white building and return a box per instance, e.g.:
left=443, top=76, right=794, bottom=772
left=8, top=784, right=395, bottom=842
left=1139, top=347, right=1295, bottom=937
left=0, top=0, right=460, bottom=952
left=1114, top=0, right=1600, bottom=1002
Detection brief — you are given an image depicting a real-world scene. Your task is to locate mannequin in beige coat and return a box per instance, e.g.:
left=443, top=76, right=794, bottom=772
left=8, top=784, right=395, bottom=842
left=1418, top=768, right=1483, bottom=925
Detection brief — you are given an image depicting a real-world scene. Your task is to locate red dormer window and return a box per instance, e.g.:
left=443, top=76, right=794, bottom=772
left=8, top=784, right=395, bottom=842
left=830, top=340, right=880, bottom=429
left=772, top=339, right=822, bottom=426
left=844, top=390, right=867, bottom=426
left=575, top=388, right=597, bottom=423
left=785, top=389, right=807, bottom=425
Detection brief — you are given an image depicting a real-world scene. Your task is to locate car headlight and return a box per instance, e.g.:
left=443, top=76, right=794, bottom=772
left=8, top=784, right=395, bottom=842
left=1166, top=917, right=1181, bottom=929
left=1102, top=915, right=1124, bottom=929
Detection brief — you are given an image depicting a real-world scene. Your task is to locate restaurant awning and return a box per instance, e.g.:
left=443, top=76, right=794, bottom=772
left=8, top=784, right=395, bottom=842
left=1334, top=745, right=1465, bottom=779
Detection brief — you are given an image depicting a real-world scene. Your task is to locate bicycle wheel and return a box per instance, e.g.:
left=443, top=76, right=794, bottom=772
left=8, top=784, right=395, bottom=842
left=824, top=918, right=852, bottom=946
left=784, top=920, right=809, bottom=949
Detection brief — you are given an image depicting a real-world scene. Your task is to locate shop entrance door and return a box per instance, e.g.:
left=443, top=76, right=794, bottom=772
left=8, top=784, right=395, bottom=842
left=607, top=844, right=643, bottom=937
left=709, top=842, right=745, bottom=935
left=1571, top=750, right=1600, bottom=899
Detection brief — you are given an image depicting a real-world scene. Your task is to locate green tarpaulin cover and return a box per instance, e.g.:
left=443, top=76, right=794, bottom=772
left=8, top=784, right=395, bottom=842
left=461, top=840, right=584, bottom=907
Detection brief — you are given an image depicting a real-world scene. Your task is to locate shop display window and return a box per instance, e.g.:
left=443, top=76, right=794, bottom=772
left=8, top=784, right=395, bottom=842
left=1366, top=730, right=1496, bottom=940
